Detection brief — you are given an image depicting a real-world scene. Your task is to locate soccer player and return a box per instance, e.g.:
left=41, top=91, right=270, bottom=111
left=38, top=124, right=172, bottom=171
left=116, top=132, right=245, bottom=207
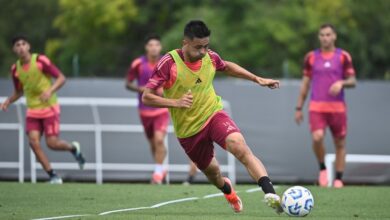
left=295, top=24, right=356, bottom=188
left=0, top=36, right=86, bottom=184
left=125, top=35, right=170, bottom=184
left=143, top=20, right=282, bottom=213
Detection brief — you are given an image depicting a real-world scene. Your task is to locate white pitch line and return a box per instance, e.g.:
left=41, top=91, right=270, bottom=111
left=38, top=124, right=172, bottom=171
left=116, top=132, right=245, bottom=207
left=31, top=214, right=91, bottom=220
left=150, top=197, right=199, bottom=208
left=203, top=192, right=224, bottom=199
left=99, top=206, right=150, bottom=216
left=33, top=185, right=280, bottom=219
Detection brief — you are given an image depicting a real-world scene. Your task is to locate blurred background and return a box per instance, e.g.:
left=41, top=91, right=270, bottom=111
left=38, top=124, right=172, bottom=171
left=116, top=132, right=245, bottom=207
left=0, top=0, right=389, bottom=184
left=0, top=0, right=389, bottom=79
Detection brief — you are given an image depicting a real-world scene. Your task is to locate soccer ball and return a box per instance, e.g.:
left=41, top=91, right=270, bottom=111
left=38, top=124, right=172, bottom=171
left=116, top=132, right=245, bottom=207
left=281, top=186, right=314, bottom=217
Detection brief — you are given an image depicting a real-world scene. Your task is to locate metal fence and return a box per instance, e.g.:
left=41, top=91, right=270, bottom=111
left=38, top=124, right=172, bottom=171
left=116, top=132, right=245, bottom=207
left=0, top=97, right=236, bottom=184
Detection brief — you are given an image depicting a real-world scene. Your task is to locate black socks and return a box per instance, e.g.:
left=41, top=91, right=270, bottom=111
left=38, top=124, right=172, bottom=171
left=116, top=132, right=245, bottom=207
left=335, top=171, right=343, bottom=180
left=47, top=169, right=56, bottom=178
left=258, top=176, right=276, bottom=194
left=319, top=162, right=326, bottom=171
left=70, top=145, right=77, bottom=155
left=219, top=181, right=232, bottom=195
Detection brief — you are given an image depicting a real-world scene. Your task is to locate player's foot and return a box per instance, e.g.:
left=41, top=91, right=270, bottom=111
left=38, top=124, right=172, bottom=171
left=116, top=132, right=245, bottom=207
left=264, top=193, right=283, bottom=214
left=318, top=170, right=328, bottom=187
left=333, top=179, right=344, bottom=188
left=151, top=170, right=167, bottom=185
left=49, top=175, right=63, bottom=184
left=71, top=141, right=85, bottom=170
left=223, top=177, right=243, bottom=213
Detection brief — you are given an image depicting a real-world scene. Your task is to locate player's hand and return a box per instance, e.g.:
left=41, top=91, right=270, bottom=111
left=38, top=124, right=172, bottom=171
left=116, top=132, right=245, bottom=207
left=295, top=110, right=303, bottom=125
left=0, top=99, right=10, bottom=112
left=329, top=81, right=343, bottom=96
left=40, top=90, right=52, bottom=102
left=254, top=77, right=280, bottom=89
left=138, top=87, right=146, bottom=93
left=176, top=90, right=193, bottom=108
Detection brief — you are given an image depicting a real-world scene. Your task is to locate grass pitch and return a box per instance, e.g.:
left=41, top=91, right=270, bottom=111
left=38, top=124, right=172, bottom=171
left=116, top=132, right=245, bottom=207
left=0, top=182, right=389, bottom=220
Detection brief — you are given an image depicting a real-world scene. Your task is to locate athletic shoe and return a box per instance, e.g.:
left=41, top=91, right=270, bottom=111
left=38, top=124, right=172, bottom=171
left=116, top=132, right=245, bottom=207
left=151, top=170, right=167, bottom=185
left=71, top=141, right=85, bottom=170
left=223, top=177, right=243, bottom=213
left=49, top=175, right=63, bottom=184
left=318, top=170, right=328, bottom=187
left=333, top=179, right=344, bottom=188
left=264, top=193, right=283, bottom=214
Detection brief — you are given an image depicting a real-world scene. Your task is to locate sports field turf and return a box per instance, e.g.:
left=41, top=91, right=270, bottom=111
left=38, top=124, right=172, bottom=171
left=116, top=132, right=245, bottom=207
left=0, top=182, right=389, bottom=220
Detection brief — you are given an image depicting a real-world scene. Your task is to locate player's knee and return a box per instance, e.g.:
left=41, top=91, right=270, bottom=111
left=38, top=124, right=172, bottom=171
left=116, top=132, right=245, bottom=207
left=312, top=131, right=324, bottom=143
left=226, top=134, right=246, bottom=149
left=28, top=138, right=40, bottom=148
left=46, top=139, right=58, bottom=149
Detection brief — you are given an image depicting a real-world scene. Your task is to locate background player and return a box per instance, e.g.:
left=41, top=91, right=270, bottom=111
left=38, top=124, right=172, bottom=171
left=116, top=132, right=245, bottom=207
left=295, top=24, right=357, bottom=188
left=126, top=34, right=169, bottom=184
left=143, top=20, right=282, bottom=213
left=0, top=36, right=86, bottom=184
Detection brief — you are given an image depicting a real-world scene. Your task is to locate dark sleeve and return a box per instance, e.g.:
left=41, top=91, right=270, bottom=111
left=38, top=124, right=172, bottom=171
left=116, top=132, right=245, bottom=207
left=11, top=64, right=23, bottom=90
left=209, top=50, right=227, bottom=71
left=342, top=51, right=356, bottom=77
left=145, top=54, right=172, bottom=90
left=38, top=55, right=61, bottom=78
left=127, top=58, right=141, bottom=82
left=303, top=52, right=313, bottom=78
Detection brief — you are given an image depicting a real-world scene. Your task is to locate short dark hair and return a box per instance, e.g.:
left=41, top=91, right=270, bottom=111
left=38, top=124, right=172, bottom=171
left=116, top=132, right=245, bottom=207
left=11, top=35, right=29, bottom=46
left=184, top=20, right=211, bottom=40
left=319, top=23, right=337, bottom=33
left=144, top=34, right=161, bottom=45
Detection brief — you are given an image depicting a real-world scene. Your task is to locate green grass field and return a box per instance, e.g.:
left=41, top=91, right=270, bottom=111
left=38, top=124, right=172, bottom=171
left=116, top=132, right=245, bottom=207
left=0, top=182, right=389, bottom=220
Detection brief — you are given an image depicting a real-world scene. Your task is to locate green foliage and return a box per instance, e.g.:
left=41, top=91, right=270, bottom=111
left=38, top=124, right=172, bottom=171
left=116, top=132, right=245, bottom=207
left=50, top=0, right=138, bottom=76
left=0, top=0, right=389, bottom=78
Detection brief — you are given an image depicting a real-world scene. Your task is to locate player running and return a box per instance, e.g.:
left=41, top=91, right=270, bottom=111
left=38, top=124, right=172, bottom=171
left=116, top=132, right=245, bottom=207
left=143, top=20, right=282, bottom=213
left=295, top=24, right=357, bottom=188
left=126, top=35, right=170, bottom=184
left=0, top=36, right=86, bottom=184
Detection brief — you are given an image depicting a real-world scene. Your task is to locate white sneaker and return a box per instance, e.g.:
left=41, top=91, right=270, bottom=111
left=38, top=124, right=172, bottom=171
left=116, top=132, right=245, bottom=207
left=49, top=175, right=63, bottom=184
left=264, top=193, right=283, bottom=214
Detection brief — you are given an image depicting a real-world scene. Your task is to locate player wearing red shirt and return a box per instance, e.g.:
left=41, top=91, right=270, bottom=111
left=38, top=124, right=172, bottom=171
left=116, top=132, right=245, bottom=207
left=0, top=36, right=86, bottom=184
left=295, top=24, right=357, bottom=188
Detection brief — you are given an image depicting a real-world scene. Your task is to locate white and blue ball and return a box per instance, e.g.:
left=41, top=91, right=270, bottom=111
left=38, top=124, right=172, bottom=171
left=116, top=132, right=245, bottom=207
left=281, top=186, right=314, bottom=217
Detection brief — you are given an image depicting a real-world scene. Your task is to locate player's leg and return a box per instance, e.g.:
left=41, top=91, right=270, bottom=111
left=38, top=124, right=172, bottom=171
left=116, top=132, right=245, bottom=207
left=26, top=117, right=62, bottom=183
left=202, top=157, right=243, bottom=213
left=330, top=112, right=348, bottom=188
left=44, top=114, right=85, bottom=169
left=178, top=127, right=242, bottom=213
left=224, top=132, right=282, bottom=213
left=210, top=111, right=281, bottom=213
left=309, top=112, right=328, bottom=186
left=150, top=130, right=167, bottom=184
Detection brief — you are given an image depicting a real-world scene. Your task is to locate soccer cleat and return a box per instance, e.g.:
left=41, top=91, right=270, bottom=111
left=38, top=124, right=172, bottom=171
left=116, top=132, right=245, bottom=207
left=333, top=179, right=344, bottom=188
left=318, top=170, right=328, bottom=187
left=151, top=170, right=167, bottom=185
left=264, top=193, right=283, bottom=214
left=49, top=175, right=63, bottom=184
left=223, top=177, right=243, bottom=213
left=71, top=141, right=86, bottom=170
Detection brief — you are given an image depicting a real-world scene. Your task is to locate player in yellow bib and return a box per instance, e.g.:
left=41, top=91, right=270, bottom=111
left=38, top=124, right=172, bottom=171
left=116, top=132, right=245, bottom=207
left=143, top=20, right=282, bottom=213
left=0, top=36, right=86, bottom=184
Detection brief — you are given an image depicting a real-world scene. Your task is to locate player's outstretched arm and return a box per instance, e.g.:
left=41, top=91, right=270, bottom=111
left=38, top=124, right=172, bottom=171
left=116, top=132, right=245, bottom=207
left=0, top=89, right=23, bottom=112
left=126, top=81, right=145, bottom=93
left=295, top=76, right=311, bottom=125
left=142, top=88, right=192, bottom=108
left=223, top=61, right=279, bottom=89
